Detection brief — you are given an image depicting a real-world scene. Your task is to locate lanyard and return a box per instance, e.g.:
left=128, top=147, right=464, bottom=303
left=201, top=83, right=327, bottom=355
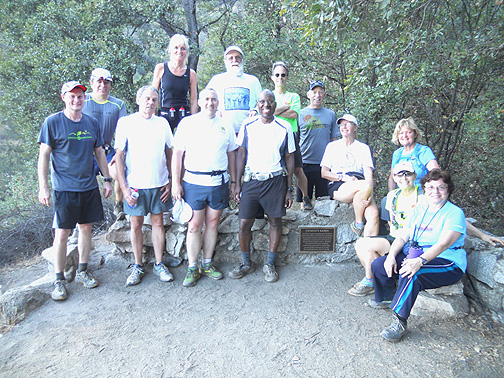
left=411, top=203, right=445, bottom=246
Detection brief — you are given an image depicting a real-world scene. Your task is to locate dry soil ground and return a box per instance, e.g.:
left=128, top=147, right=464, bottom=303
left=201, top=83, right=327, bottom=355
left=0, top=236, right=503, bottom=378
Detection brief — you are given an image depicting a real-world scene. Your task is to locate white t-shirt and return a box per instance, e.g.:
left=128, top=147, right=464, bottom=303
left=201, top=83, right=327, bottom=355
left=236, top=116, right=295, bottom=173
left=320, top=138, right=374, bottom=174
left=114, top=113, right=173, bottom=189
left=206, top=72, right=262, bottom=134
left=173, top=113, right=237, bottom=186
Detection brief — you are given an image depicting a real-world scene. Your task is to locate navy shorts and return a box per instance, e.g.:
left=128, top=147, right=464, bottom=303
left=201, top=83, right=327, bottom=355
left=93, top=147, right=116, bottom=176
left=293, top=135, right=303, bottom=168
left=239, top=175, right=287, bottom=219
left=124, top=187, right=172, bottom=216
left=183, top=181, right=229, bottom=211
left=52, top=188, right=104, bottom=229
left=328, top=181, right=345, bottom=198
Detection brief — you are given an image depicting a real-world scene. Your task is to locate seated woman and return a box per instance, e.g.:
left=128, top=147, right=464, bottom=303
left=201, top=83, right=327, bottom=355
left=349, top=161, right=420, bottom=296
left=321, top=114, right=379, bottom=237
left=370, top=169, right=466, bottom=342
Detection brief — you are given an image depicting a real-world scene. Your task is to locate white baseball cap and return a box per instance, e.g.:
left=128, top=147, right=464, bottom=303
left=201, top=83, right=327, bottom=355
left=336, top=114, right=358, bottom=127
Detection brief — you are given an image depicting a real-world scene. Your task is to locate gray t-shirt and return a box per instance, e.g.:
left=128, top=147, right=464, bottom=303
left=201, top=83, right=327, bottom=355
left=38, top=111, right=103, bottom=192
left=298, top=107, right=340, bottom=164
left=83, top=94, right=127, bottom=144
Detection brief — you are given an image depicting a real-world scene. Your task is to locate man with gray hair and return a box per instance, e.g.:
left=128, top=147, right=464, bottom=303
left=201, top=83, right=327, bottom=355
left=206, top=45, right=262, bottom=134
left=114, top=85, right=174, bottom=286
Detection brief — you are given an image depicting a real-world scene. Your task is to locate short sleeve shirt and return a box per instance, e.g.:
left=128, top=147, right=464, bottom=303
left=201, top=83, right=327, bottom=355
left=320, top=139, right=374, bottom=174
left=83, top=94, right=127, bottom=144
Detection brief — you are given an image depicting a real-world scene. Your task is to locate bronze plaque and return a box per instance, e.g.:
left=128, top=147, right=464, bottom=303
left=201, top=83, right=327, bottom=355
left=298, top=226, right=336, bottom=253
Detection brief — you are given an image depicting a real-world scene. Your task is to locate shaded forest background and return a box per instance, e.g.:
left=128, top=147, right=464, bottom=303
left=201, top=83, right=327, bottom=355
left=0, top=0, right=503, bottom=265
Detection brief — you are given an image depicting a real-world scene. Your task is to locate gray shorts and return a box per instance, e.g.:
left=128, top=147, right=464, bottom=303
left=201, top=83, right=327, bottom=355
left=124, top=187, right=172, bottom=216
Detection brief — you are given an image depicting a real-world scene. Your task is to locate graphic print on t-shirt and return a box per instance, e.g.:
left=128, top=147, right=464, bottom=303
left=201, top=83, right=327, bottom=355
left=223, top=87, right=250, bottom=111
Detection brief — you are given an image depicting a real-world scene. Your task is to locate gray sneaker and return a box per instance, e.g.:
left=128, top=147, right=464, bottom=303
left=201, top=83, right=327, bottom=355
left=126, top=265, right=146, bottom=286
left=348, top=281, right=374, bottom=296
left=228, top=263, right=255, bottom=279
left=368, top=298, right=392, bottom=309
left=114, top=201, right=125, bottom=220
left=381, top=315, right=407, bottom=342
left=302, top=196, right=313, bottom=210
left=153, top=262, right=174, bottom=282
left=75, top=270, right=99, bottom=288
left=51, top=280, right=68, bottom=301
left=263, top=264, right=279, bottom=283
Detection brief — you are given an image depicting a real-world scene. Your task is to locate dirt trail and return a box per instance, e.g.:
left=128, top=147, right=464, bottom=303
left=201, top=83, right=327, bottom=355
left=0, top=238, right=503, bottom=378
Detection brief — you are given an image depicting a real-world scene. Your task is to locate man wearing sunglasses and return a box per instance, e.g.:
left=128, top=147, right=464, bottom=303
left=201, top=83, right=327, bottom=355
left=271, top=61, right=312, bottom=211
left=206, top=46, right=262, bottom=134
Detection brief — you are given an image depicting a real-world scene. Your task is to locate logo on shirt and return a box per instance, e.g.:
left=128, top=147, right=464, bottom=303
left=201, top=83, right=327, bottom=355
left=223, top=87, right=250, bottom=111
left=68, top=130, right=93, bottom=140
left=303, top=115, right=324, bottom=130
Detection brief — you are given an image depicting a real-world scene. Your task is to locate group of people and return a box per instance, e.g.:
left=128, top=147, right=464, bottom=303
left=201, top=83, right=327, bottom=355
left=38, top=34, right=503, bottom=343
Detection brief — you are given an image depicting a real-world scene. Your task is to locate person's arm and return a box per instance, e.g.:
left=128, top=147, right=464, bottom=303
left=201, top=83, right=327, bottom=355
left=466, top=221, right=504, bottom=247
left=189, top=69, right=198, bottom=115
left=233, top=146, right=247, bottom=201
left=115, top=149, right=136, bottom=207
left=227, top=149, right=237, bottom=199
left=160, top=147, right=173, bottom=202
left=171, top=149, right=185, bottom=201
left=321, top=165, right=341, bottom=182
left=152, top=63, right=164, bottom=90
left=384, top=226, right=410, bottom=277
left=94, top=147, right=113, bottom=198
left=275, top=106, right=298, bottom=119
left=426, top=159, right=439, bottom=171
left=38, top=143, right=52, bottom=206
left=399, top=230, right=462, bottom=279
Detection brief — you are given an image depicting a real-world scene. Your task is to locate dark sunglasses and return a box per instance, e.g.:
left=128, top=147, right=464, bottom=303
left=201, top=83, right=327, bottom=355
left=274, top=73, right=287, bottom=77
left=394, top=171, right=415, bottom=177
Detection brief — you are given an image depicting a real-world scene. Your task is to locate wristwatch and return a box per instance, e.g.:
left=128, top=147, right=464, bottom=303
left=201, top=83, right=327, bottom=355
left=104, top=177, right=113, bottom=183
left=419, top=257, right=428, bottom=265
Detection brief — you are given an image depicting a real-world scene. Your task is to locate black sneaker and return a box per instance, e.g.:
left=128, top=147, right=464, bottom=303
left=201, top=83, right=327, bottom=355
left=302, top=196, right=313, bottom=210
left=381, top=315, right=407, bottom=342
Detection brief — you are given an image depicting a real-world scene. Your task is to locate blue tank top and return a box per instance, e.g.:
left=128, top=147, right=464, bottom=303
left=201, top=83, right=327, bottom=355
left=160, top=63, right=190, bottom=110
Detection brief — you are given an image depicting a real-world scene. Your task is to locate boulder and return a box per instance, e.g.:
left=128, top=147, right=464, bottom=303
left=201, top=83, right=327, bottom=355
left=0, top=286, right=49, bottom=326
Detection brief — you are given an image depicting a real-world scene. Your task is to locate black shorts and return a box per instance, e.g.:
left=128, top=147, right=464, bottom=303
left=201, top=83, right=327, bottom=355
left=52, top=188, right=104, bottom=229
left=239, top=175, right=287, bottom=219
left=327, top=181, right=345, bottom=199
left=293, top=135, right=303, bottom=168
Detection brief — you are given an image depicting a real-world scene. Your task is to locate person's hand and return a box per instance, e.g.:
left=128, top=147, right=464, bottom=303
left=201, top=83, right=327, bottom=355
left=399, top=258, right=423, bottom=279
left=229, top=182, right=237, bottom=200
left=384, top=255, right=397, bottom=278
left=38, top=187, right=51, bottom=206
left=103, top=182, right=113, bottom=199
left=232, top=183, right=242, bottom=202
left=160, top=183, right=171, bottom=203
left=171, top=181, right=183, bottom=201
left=285, top=190, right=293, bottom=209
left=481, top=234, right=504, bottom=247
left=124, top=188, right=138, bottom=207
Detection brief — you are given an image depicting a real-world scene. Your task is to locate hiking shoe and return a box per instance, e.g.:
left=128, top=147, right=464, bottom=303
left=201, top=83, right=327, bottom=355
left=126, top=265, right=146, bottom=286
left=228, top=263, right=255, bottom=279
left=381, top=315, right=407, bottom=342
left=368, top=298, right=392, bottom=309
left=183, top=268, right=200, bottom=287
left=350, top=222, right=364, bottom=238
left=302, top=196, right=313, bottom=210
left=200, top=263, right=223, bottom=280
left=153, top=262, right=174, bottom=282
left=75, top=270, right=99, bottom=288
left=263, top=264, right=279, bottom=283
left=348, top=281, right=374, bottom=297
left=114, top=201, right=125, bottom=220
left=52, top=280, right=68, bottom=301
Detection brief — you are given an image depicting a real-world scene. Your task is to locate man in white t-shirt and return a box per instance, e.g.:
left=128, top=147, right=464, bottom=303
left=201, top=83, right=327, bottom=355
left=172, top=88, right=238, bottom=287
left=206, top=45, right=262, bottom=134
left=231, top=89, right=295, bottom=283
left=114, top=85, right=174, bottom=287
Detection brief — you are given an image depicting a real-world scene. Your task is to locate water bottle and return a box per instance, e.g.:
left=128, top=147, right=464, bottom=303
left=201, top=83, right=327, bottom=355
left=169, top=108, right=175, bottom=119
left=179, top=106, right=185, bottom=118
left=129, top=189, right=139, bottom=209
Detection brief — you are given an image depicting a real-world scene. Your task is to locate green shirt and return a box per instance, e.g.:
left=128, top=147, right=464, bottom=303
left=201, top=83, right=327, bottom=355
left=273, top=90, right=301, bottom=133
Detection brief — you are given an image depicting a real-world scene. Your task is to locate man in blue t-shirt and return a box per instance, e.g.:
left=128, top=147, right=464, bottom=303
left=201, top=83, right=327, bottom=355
left=38, top=81, right=113, bottom=302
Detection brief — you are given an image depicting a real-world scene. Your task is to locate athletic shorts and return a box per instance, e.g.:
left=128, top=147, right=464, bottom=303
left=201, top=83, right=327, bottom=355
left=52, top=188, right=104, bottom=229
left=183, top=181, right=229, bottom=211
left=124, top=187, right=172, bottom=216
left=328, top=181, right=345, bottom=198
left=293, top=135, right=303, bottom=168
left=369, top=234, right=395, bottom=245
left=93, top=146, right=116, bottom=176
left=239, top=175, right=287, bottom=219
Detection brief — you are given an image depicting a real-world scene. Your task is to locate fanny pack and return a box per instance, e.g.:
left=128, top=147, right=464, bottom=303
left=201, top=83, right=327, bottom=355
left=251, top=169, right=285, bottom=181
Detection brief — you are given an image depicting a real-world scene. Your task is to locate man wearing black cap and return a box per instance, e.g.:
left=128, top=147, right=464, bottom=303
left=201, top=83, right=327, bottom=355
left=38, top=81, right=113, bottom=301
left=206, top=45, right=262, bottom=134
left=297, top=80, right=340, bottom=204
